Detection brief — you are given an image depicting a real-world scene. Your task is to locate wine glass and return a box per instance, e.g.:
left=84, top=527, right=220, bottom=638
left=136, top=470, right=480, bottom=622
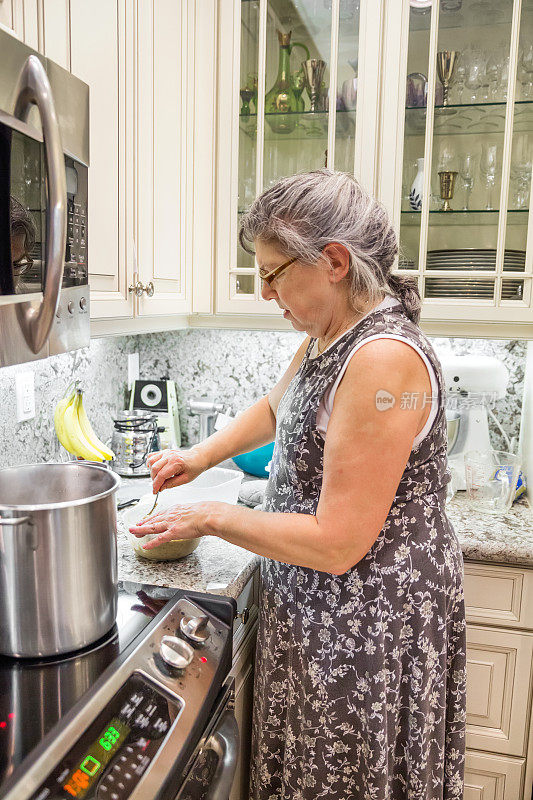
left=519, top=44, right=533, bottom=100
left=458, top=152, right=476, bottom=210
left=510, top=134, right=532, bottom=209
left=465, top=48, right=486, bottom=102
left=480, top=143, right=498, bottom=210
left=485, top=48, right=502, bottom=101
left=454, top=55, right=466, bottom=103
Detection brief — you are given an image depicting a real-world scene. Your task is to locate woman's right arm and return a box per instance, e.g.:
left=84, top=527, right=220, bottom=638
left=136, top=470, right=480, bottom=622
left=148, top=336, right=310, bottom=493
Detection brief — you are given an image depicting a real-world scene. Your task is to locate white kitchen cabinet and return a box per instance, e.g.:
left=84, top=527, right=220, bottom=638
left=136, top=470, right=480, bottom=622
left=379, top=0, right=533, bottom=339
left=211, top=0, right=383, bottom=321
left=466, top=625, right=533, bottom=756
left=464, top=750, right=525, bottom=800
left=1, top=0, right=69, bottom=67
left=0, top=0, right=24, bottom=39
left=464, top=561, right=533, bottom=799
left=41, top=0, right=69, bottom=69
left=134, top=0, right=193, bottom=319
left=70, top=0, right=134, bottom=323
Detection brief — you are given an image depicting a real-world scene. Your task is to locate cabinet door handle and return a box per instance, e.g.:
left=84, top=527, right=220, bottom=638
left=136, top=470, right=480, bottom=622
left=144, top=281, right=154, bottom=297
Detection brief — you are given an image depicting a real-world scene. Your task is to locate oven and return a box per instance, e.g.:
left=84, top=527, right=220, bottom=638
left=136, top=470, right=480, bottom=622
left=0, top=28, right=89, bottom=368
left=0, top=583, right=239, bottom=800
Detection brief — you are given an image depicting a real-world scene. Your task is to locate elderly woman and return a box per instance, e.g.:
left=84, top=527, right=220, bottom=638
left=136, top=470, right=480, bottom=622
left=130, top=170, right=466, bottom=799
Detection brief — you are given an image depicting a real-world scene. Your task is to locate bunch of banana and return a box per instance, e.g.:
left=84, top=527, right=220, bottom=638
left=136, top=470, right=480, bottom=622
left=54, top=383, right=114, bottom=462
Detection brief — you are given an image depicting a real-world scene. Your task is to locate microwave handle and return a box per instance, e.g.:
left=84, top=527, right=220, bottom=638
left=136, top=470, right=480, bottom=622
left=14, top=55, right=67, bottom=354
left=204, top=710, right=239, bottom=800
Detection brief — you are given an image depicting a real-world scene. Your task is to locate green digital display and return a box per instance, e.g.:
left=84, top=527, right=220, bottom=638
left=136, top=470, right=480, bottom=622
left=62, top=718, right=130, bottom=798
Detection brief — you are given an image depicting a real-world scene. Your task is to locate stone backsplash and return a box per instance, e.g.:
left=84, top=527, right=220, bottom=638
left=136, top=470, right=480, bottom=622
left=0, top=329, right=526, bottom=468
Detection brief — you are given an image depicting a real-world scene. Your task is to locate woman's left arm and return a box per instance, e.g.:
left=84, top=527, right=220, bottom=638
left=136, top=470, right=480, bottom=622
left=130, top=339, right=432, bottom=574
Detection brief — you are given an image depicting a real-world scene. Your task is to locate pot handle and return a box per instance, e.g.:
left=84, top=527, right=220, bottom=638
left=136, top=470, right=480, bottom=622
left=0, top=516, right=31, bottom=526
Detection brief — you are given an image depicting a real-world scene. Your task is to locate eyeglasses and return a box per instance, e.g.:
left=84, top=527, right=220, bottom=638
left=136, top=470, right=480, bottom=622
left=258, top=256, right=297, bottom=286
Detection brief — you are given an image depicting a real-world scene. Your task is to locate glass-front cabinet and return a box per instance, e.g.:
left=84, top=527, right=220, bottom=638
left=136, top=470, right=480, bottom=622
left=215, top=0, right=382, bottom=315
left=380, top=0, right=533, bottom=336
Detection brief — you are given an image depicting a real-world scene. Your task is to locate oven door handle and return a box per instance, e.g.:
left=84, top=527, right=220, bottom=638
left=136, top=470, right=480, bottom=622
left=14, top=55, right=67, bottom=354
left=204, top=710, right=239, bottom=800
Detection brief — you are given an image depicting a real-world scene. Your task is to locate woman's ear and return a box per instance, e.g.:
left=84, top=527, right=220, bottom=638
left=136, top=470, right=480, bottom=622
left=322, top=242, right=351, bottom=283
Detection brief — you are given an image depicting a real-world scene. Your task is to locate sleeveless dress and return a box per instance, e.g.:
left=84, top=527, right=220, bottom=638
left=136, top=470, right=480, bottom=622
left=249, top=301, right=467, bottom=800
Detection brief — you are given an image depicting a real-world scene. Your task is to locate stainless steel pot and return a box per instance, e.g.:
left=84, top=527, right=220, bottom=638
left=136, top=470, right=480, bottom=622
left=0, top=462, right=120, bottom=658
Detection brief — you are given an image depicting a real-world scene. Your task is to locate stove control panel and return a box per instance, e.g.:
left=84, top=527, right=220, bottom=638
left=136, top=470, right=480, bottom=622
left=31, top=674, right=176, bottom=800
left=26, top=598, right=232, bottom=800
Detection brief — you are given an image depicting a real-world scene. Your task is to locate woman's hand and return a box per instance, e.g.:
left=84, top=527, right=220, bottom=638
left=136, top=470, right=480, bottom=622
left=147, top=446, right=208, bottom=494
left=129, top=501, right=221, bottom=550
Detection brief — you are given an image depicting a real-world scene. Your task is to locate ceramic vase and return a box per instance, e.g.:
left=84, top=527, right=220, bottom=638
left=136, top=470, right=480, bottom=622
left=409, top=158, right=424, bottom=211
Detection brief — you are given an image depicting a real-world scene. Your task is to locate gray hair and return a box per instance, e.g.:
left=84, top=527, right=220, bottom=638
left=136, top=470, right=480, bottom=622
left=239, top=169, right=421, bottom=324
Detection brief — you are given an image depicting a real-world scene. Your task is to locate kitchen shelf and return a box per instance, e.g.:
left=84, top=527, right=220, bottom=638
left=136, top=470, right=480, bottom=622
left=405, top=101, right=533, bottom=137
left=401, top=210, right=529, bottom=225
left=409, top=4, right=533, bottom=31
left=239, top=109, right=356, bottom=140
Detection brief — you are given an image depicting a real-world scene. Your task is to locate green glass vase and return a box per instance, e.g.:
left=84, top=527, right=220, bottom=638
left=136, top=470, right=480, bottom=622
left=265, top=30, right=310, bottom=134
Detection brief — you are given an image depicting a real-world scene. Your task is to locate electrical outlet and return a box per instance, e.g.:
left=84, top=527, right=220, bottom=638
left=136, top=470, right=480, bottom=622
left=128, top=353, right=140, bottom=390
left=15, top=371, right=35, bottom=422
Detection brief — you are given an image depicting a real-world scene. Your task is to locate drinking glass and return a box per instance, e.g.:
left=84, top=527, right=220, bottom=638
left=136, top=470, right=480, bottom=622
left=485, top=48, right=502, bottom=101
left=454, top=56, right=466, bottom=103
left=464, top=449, right=521, bottom=515
left=464, top=48, right=486, bottom=102
left=458, top=152, right=476, bottom=210
left=480, top=143, right=498, bottom=210
left=436, top=141, right=456, bottom=172
left=519, top=44, right=533, bottom=100
left=510, top=134, right=532, bottom=209
left=498, top=54, right=509, bottom=101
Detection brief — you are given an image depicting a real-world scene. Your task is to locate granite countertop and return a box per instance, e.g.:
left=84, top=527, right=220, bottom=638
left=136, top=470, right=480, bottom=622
left=116, top=463, right=533, bottom=601
left=445, top=490, right=533, bottom=568
left=116, top=465, right=261, bottom=600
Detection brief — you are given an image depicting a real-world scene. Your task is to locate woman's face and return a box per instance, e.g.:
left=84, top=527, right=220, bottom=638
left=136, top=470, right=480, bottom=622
left=256, top=239, right=349, bottom=338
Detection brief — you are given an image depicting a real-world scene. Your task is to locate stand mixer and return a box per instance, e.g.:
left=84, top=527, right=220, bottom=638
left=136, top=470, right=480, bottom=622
left=440, top=354, right=511, bottom=490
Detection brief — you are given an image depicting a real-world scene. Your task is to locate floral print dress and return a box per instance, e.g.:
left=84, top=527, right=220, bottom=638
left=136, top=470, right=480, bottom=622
left=250, top=301, right=466, bottom=800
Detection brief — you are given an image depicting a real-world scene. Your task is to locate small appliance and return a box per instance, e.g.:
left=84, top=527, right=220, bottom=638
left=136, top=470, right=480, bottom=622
left=0, top=28, right=90, bottom=368
left=129, top=379, right=181, bottom=449
left=441, top=353, right=511, bottom=489
left=111, top=410, right=162, bottom=477
left=0, top=582, right=238, bottom=800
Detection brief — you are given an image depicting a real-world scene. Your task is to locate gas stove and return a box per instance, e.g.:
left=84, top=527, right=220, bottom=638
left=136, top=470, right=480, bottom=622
left=0, top=582, right=237, bottom=800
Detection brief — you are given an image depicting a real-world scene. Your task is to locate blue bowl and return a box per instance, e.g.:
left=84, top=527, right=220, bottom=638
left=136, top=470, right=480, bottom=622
left=232, top=442, right=275, bottom=477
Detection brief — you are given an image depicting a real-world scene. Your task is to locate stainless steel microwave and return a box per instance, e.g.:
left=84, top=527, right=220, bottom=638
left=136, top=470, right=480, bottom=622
left=0, top=29, right=89, bottom=368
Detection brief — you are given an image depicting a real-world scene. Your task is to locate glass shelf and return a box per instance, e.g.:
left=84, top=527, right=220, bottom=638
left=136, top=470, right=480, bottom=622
left=405, top=101, right=533, bottom=137
left=401, top=210, right=529, bottom=225
left=409, top=3, right=531, bottom=32
left=239, top=109, right=356, bottom=141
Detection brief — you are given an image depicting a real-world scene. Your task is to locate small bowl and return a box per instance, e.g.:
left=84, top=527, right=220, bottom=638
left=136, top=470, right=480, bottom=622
left=232, top=442, right=275, bottom=477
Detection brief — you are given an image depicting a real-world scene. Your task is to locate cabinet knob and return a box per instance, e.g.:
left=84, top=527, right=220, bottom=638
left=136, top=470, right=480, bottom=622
left=128, top=280, right=155, bottom=297
left=128, top=280, right=144, bottom=297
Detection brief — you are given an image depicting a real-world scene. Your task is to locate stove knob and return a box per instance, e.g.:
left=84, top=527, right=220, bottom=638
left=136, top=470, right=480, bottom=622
left=180, top=614, right=210, bottom=643
left=159, top=635, right=194, bottom=669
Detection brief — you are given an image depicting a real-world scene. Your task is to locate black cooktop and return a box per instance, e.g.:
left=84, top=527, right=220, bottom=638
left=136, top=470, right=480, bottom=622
left=0, top=581, right=180, bottom=793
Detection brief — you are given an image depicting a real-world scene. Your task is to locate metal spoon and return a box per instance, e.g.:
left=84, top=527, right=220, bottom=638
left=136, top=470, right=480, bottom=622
left=145, top=491, right=160, bottom=517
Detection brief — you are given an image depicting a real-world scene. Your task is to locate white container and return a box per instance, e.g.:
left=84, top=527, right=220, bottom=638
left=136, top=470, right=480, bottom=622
left=123, top=467, right=243, bottom=561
